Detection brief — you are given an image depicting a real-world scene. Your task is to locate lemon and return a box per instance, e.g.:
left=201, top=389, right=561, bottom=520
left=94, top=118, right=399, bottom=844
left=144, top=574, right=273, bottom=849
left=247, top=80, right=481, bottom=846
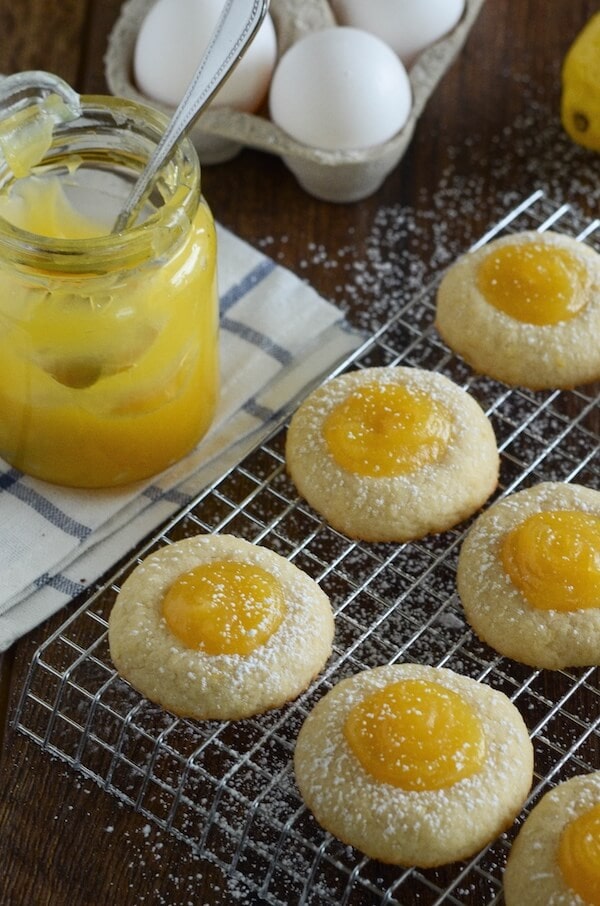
left=561, top=12, right=600, bottom=151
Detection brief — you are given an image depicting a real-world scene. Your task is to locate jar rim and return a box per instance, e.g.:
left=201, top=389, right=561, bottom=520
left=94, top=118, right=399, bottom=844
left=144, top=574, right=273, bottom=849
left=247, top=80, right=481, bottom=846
left=0, top=93, right=201, bottom=273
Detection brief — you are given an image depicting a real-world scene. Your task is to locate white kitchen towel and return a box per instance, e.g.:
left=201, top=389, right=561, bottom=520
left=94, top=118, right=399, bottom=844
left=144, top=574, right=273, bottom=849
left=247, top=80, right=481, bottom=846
left=0, top=223, right=361, bottom=651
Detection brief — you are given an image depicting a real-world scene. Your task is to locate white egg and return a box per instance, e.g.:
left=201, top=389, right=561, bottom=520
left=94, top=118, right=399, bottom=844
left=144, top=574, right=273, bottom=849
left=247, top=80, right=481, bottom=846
left=133, top=0, right=277, bottom=112
left=330, top=0, right=466, bottom=68
left=269, top=27, right=412, bottom=152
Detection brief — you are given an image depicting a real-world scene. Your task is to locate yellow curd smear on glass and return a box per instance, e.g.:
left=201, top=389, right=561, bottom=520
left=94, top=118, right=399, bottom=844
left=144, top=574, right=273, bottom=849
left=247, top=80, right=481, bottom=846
left=558, top=801, right=600, bottom=905
left=323, top=382, right=453, bottom=478
left=0, top=175, right=107, bottom=238
left=501, top=510, right=600, bottom=611
left=161, top=560, right=286, bottom=656
left=0, top=178, right=218, bottom=487
left=343, top=679, right=486, bottom=791
left=476, top=241, right=588, bottom=325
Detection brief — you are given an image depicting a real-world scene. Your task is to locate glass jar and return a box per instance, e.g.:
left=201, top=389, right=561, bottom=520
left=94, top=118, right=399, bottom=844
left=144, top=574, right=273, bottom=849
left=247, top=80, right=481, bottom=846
left=0, top=73, right=218, bottom=488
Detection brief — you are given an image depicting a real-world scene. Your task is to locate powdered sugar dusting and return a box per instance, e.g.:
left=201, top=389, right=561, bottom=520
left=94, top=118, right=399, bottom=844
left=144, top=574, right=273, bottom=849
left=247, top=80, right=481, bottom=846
left=16, top=75, right=600, bottom=905
left=286, top=366, right=499, bottom=542
left=458, top=482, right=600, bottom=669
left=108, top=534, right=334, bottom=720
left=294, top=663, right=533, bottom=867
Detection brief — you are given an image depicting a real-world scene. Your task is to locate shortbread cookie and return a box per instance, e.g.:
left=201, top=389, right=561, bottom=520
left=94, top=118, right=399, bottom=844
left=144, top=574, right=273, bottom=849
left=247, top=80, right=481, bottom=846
left=457, top=482, right=600, bottom=669
left=294, top=663, right=533, bottom=867
left=108, top=534, right=334, bottom=720
left=435, top=230, right=600, bottom=389
left=505, top=772, right=600, bottom=906
left=285, top=365, right=499, bottom=542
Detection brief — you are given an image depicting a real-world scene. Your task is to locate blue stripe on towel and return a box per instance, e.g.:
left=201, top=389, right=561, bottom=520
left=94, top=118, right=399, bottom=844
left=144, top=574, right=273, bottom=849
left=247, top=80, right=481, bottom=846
left=220, top=259, right=293, bottom=364
left=0, top=469, right=20, bottom=492
left=242, top=398, right=276, bottom=422
left=34, top=572, right=85, bottom=596
left=142, top=485, right=192, bottom=506
left=220, top=259, right=276, bottom=314
left=220, top=316, right=293, bottom=366
left=0, top=468, right=91, bottom=540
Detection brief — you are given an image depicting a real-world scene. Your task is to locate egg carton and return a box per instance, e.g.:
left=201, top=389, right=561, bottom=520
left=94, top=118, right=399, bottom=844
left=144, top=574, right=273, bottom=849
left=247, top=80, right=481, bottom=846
left=105, top=0, right=487, bottom=202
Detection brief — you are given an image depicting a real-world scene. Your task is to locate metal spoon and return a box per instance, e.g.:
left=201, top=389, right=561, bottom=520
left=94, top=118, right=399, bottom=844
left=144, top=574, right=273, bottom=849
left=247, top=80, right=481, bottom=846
left=112, top=0, right=270, bottom=234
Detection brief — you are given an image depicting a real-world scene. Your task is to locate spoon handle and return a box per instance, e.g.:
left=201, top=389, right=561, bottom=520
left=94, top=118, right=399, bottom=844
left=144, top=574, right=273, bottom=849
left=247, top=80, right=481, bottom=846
left=113, top=0, right=270, bottom=233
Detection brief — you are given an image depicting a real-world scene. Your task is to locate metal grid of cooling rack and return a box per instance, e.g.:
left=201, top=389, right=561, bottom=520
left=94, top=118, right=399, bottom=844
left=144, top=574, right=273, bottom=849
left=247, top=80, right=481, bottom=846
left=13, top=191, right=600, bottom=905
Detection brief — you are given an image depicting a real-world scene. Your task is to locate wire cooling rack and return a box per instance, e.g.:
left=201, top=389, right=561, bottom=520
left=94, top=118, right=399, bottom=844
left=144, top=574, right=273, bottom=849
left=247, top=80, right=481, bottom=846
left=13, top=191, right=600, bottom=905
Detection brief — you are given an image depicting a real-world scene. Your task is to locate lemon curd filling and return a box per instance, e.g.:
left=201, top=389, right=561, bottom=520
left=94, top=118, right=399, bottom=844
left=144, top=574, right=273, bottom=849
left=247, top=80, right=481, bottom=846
left=558, top=802, right=600, bottom=905
left=501, top=510, right=600, bottom=612
left=476, top=241, right=588, bottom=325
left=161, top=560, right=286, bottom=655
left=343, top=679, right=486, bottom=791
left=322, top=382, right=453, bottom=478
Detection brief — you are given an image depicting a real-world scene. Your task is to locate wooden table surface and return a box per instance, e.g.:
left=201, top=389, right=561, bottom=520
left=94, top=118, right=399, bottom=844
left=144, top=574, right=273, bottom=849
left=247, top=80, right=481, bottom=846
left=0, top=1, right=599, bottom=904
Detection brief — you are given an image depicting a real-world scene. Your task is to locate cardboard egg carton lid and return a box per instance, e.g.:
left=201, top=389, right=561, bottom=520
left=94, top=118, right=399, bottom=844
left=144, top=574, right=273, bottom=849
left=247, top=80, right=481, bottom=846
left=105, top=0, right=487, bottom=202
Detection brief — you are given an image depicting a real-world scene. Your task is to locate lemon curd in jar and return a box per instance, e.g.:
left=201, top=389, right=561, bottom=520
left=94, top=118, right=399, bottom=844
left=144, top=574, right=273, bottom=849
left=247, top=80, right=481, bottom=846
left=0, top=92, right=218, bottom=487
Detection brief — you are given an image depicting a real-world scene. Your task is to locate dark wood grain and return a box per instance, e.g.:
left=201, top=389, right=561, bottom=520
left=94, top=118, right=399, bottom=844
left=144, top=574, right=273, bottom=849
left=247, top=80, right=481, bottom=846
left=0, top=1, right=598, bottom=903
